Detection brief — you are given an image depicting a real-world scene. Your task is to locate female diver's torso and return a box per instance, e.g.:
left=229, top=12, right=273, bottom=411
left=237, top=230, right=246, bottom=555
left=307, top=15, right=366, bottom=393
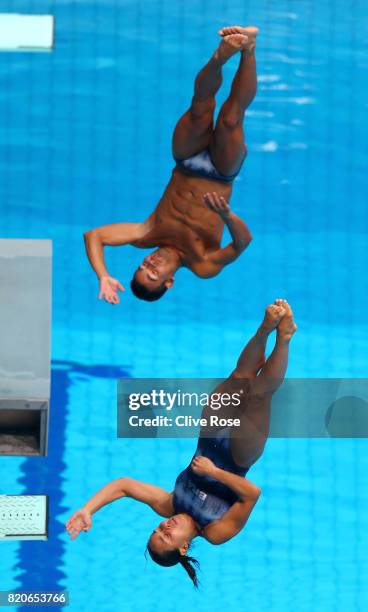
left=173, top=428, right=248, bottom=528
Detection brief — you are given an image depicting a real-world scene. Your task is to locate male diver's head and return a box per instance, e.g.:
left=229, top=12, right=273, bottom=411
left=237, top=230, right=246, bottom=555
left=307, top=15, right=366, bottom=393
left=130, top=247, right=180, bottom=301
left=146, top=514, right=199, bottom=587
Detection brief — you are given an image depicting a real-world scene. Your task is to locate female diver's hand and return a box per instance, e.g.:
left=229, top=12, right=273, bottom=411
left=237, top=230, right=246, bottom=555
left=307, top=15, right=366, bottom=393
left=98, top=275, right=125, bottom=305
left=65, top=508, right=92, bottom=540
left=203, top=192, right=231, bottom=218
left=191, top=456, right=217, bottom=478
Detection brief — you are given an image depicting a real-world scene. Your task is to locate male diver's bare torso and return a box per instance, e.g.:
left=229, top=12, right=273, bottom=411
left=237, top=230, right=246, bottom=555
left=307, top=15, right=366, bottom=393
left=132, top=167, right=233, bottom=275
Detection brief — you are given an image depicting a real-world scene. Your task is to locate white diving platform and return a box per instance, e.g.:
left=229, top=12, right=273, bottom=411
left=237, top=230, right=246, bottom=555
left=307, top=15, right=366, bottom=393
left=0, top=240, right=52, bottom=456
left=0, top=14, right=54, bottom=52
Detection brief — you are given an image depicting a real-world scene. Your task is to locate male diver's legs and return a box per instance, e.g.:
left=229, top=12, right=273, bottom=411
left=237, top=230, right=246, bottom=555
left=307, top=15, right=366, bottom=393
left=172, top=30, right=250, bottom=160
left=209, top=26, right=258, bottom=177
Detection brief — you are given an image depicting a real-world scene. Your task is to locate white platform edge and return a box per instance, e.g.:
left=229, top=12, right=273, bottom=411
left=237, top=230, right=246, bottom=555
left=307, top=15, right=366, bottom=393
left=0, top=14, right=54, bottom=52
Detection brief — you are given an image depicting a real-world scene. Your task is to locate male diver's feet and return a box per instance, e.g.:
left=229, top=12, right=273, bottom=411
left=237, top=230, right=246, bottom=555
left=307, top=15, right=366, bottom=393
left=275, top=299, right=297, bottom=341
left=218, top=25, right=259, bottom=53
left=214, top=34, right=249, bottom=63
left=259, top=303, right=286, bottom=335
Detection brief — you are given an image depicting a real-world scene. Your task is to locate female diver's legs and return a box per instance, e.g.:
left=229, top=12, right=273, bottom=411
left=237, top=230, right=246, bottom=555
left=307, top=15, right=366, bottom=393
left=230, top=300, right=297, bottom=468
left=172, top=26, right=258, bottom=162
left=231, top=301, right=285, bottom=378
left=200, top=300, right=287, bottom=418
left=199, top=300, right=297, bottom=468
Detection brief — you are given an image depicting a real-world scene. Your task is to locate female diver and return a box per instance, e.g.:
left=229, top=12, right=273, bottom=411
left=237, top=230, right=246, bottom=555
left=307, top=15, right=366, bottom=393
left=66, top=300, right=297, bottom=586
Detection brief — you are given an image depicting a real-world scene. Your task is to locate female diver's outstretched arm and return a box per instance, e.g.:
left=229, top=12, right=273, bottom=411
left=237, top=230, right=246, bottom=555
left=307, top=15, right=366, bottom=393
left=66, top=478, right=173, bottom=540
left=191, top=457, right=261, bottom=545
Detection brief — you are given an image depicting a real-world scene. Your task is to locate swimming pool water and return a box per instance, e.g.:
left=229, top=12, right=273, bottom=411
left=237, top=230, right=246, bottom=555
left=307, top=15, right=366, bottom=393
left=0, top=1, right=367, bottom=610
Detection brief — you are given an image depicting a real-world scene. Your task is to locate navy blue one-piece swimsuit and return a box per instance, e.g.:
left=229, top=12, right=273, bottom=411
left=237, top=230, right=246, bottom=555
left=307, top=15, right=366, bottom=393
left=173, top=428, right=249, bottom=528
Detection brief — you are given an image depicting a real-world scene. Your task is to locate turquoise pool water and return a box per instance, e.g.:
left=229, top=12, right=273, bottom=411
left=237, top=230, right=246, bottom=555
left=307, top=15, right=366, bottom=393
left=0, top=0, right=367, bottom=610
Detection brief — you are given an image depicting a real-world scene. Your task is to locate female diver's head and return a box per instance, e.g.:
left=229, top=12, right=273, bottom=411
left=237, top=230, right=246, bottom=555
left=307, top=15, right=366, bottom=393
left=147, top=514, right=200, bottom=587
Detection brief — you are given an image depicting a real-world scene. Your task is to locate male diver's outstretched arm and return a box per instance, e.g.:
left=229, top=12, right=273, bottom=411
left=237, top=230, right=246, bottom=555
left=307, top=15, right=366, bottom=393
left=83, top=221, right=150, bottom=304
left=66, top=478, right=173, bottom=540
left=191, top=456, right=261, bottom=545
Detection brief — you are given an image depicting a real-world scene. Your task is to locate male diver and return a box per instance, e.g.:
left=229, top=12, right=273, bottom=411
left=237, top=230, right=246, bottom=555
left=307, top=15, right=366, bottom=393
left=84, top=26, right=259, bottom=302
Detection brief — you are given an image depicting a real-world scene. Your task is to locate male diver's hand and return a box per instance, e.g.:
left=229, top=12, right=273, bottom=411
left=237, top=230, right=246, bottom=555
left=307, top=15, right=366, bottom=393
left=65, top=508, right=92, bottom=540
left=203, top=192, right=231, bottom=218
left=98, top=275, right=125, bottom=305
left=191, top=456, right=217, bottom=478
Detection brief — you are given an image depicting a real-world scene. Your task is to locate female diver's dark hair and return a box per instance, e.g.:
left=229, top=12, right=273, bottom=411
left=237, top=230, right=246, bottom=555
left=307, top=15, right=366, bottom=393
left=130, top=277, right=167, bottom=302
left=146, top=545, right=200, bottom=588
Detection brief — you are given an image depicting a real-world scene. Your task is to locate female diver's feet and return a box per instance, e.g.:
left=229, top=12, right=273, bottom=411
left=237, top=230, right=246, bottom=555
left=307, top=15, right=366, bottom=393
left=218, top=25, right=259, bottom=53
left=275, top=299, right=298, bottom=341
left=259, top=303, right=286, bottom=336
left=214, top=33, right=249, bottom=63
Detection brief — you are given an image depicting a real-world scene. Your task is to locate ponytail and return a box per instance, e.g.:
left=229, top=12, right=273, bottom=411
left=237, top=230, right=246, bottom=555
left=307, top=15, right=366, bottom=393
left=178, top=554, right=200, bottom=588
left=147, top=546, right=200, bottom=588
